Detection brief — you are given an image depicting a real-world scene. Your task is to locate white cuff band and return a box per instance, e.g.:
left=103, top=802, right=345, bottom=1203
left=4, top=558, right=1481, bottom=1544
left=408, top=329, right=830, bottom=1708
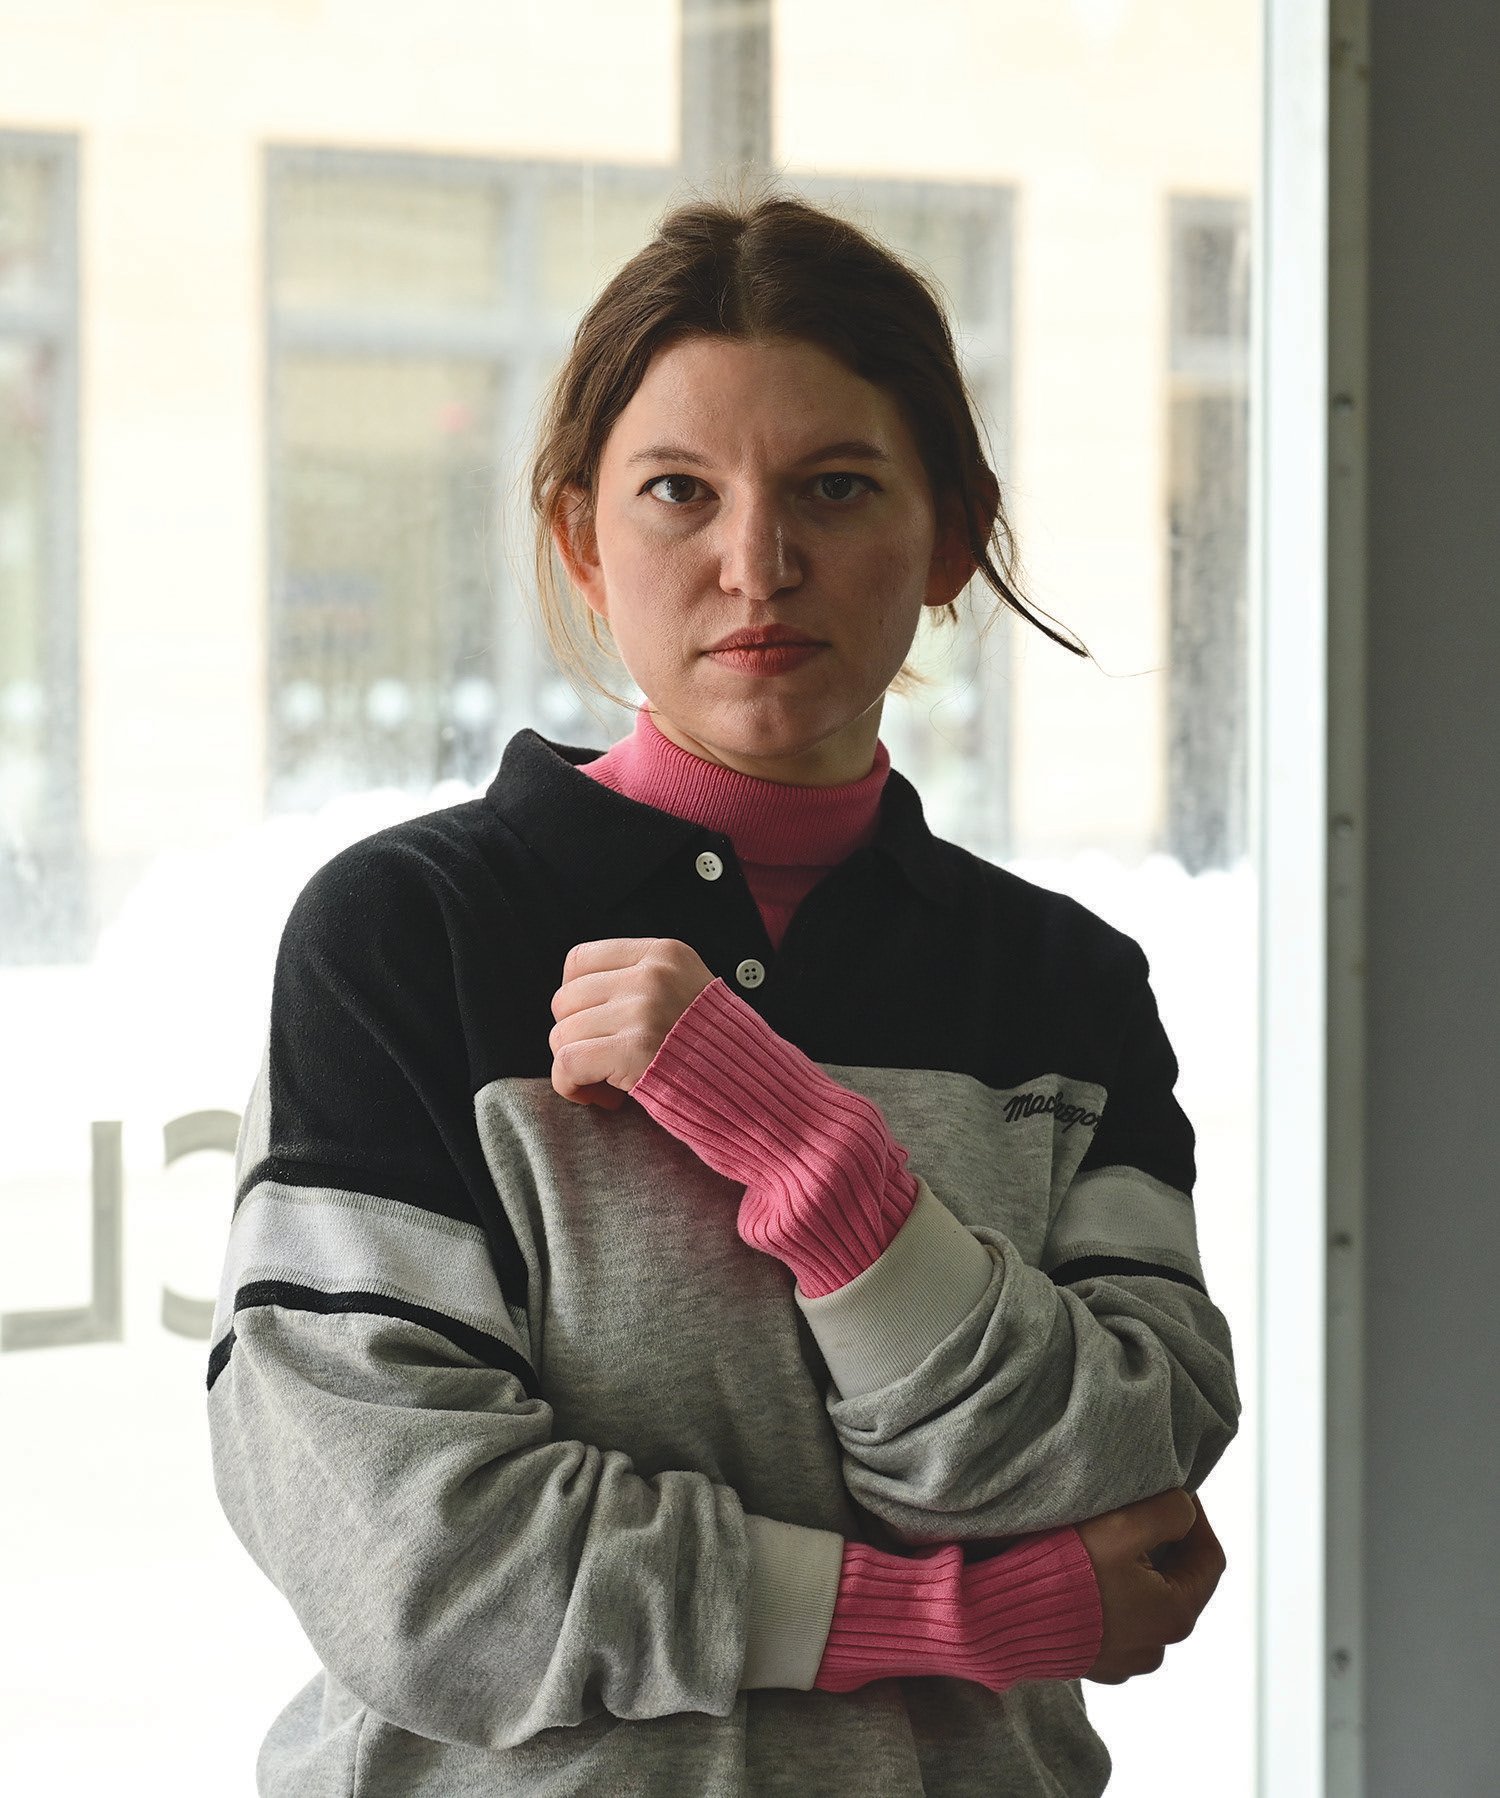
left=794, top=1177, right=994, bottom=1400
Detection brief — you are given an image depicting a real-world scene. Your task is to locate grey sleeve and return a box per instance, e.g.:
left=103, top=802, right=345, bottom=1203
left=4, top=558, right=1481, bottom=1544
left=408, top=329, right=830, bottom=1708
left=208, top=1190, right=843, bottom=1750
left=795, top=1179, right=1239, bottom=1545
left=794, top=967, right=1241, bottom=1546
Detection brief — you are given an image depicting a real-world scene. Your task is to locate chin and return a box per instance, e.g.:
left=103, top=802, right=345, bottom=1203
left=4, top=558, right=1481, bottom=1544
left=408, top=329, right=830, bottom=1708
left=648, top=675, right=881, bottom=760
left=690, top=708, right=840, bottom=755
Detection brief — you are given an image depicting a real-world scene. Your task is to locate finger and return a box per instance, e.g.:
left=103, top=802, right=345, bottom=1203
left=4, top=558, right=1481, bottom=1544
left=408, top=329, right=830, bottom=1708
left=1172, top=1507, right=1227, bottom=1610
left=555, top=1082, right=626, bottom=1110
left=1140, top=1487, right=1198, bottom=1550
left=1149, top=1527, right=1225, bottom=1644
left=550, top=1033, right=615, bottom=1102
left=1141, top=1494, right=1203, bottom=1581
left=561, top=939, right=656, bottom=984
left=549, top=1005, right=651, bottom=1073
left=574, top=1081, right=627, bottom=1110
left=551, top=967, right=627, bottom=1022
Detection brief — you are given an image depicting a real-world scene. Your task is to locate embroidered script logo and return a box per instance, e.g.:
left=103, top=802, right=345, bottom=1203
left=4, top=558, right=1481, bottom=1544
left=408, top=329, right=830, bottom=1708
left=1003, top=1090, right=1100, bottom=1133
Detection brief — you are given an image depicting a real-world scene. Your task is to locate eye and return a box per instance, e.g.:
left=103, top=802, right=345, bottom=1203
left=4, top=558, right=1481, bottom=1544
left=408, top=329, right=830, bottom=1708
left=813, top=472, right=876, bottom=503
left=643, top=474, right=704, bottom=505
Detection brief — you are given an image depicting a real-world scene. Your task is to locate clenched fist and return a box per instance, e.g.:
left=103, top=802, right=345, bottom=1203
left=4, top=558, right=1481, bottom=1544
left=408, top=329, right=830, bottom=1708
left=549, top=938, right=716, bottom=1110
left=1077, top=1488, right=1227, bottom=1684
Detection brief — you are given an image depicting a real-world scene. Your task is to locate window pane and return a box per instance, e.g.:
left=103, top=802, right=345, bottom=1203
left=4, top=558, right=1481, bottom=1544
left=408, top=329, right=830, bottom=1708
left=536, top=177, right=675, bottom=316
left=271, top=354, right=505, bottom=804
left=0, top=149, right=58, bottom=303
left=1167, top=389, right=1250, bottom=871
left=1173, top=204, right=1253, bottom=346
left=0, top=137, right=82, bottom=968
left=272, top=168, right=512, bottom=314
left=0, top=341, right=52, bottom=808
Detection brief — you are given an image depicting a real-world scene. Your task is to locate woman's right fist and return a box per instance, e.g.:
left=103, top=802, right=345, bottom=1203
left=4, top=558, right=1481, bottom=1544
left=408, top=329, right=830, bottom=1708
left=1075, top=1487, right=1227, bottom=1684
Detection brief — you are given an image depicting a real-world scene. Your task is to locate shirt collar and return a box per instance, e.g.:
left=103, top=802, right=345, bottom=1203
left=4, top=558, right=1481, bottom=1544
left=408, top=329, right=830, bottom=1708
left=484, top=727, right=961, bottom=916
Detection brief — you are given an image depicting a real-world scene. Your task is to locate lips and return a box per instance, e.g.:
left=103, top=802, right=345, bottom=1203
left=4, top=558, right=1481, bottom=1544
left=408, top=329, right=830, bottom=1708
left=706, top=640, right=824, bottom=676
left=707, top=630, right=824, bottom=652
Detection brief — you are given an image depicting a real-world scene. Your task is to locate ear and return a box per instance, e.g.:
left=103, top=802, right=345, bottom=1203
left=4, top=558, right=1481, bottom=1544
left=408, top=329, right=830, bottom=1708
left=551, top=486, right=609, bottom=623
left=923, top=490, right=982, bottom=609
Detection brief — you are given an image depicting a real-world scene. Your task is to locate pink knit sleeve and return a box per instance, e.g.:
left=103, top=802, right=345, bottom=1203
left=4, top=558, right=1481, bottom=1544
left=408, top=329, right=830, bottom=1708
left=629, top=977, right=919, bottom=1296
left=814, top=1526, right=1104, bottom=1693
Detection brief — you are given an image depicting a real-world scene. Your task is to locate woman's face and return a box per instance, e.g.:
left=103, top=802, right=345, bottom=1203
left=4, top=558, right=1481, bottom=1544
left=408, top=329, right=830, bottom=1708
left=553, top=334, right=973, bottom=785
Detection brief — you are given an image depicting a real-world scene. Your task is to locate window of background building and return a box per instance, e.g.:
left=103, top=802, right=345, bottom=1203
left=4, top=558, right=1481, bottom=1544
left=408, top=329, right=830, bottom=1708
left=0, top=131, right=84, bottom=965
left=1166, top=193, right=1251, bottom=873
left=0, top=4, right=1262, bottom=1791
left=266, top=152, right=676, bottom=808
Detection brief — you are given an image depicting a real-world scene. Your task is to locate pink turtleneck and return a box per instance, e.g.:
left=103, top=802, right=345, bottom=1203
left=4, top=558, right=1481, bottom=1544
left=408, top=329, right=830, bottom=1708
left=575, top=706, right=1104, bottom=1696
left=580, top=704, right=889, bottom=951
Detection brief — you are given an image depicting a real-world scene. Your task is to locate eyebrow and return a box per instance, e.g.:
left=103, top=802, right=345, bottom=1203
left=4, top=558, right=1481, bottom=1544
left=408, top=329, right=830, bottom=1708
left=624, top=438, right=893, bottom=469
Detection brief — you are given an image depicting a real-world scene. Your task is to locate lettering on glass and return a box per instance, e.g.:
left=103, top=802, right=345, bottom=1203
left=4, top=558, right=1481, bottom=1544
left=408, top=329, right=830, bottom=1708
left=160, top=1110, right=239, bottom=1340
left=1, top=1110, right=238, bottom=1351
left=1, top=1121, right=124, bottom=1351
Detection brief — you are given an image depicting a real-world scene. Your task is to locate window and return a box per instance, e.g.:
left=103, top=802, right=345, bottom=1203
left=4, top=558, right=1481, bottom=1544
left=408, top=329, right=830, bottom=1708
left=1165, top=194, right=1252, bottom=872
left=0, top=132, right=83, bottom=963
left=266, top=151, right=677, bottom=806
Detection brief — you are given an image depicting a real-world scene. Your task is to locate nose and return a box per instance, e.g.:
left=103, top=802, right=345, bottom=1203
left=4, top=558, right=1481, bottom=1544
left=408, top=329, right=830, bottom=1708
left=716, top=493, right=802, bottom=601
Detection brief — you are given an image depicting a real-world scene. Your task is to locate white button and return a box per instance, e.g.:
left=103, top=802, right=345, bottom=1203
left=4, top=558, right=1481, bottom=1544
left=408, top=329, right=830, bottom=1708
left=735, top=958, right=766, bottom=989
left=695, top=851, right=724, bottom=881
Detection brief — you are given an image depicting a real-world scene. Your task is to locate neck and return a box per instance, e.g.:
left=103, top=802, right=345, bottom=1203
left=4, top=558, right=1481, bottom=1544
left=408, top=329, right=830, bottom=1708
left=644, top=706, right=882, bottom=788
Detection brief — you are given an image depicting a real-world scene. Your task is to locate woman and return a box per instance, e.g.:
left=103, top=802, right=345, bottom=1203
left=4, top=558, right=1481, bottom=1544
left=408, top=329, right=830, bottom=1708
left=209, top=189, right=1238, bottom=1796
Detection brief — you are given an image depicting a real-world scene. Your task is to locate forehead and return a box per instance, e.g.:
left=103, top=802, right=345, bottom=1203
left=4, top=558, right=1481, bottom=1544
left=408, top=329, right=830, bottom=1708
left=603, top=334, right=919, bottom=465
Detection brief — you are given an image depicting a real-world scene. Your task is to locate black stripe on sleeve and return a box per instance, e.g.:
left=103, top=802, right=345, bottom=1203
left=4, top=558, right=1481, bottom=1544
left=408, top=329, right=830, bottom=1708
left=1048, top=1255, right=1208, bottom=1298
left=206, top=1328, right=236, bottom=1390
left=206, top=1280, right=541, bottom=1398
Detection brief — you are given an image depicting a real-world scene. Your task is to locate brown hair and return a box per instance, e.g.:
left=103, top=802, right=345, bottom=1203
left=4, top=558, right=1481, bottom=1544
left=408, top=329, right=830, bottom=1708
left=527, top=177, right=1088, bottom=713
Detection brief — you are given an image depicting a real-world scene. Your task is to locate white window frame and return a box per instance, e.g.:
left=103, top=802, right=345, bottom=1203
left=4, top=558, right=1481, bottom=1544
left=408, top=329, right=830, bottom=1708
left=1256, top=2, right=1366, bottom=1793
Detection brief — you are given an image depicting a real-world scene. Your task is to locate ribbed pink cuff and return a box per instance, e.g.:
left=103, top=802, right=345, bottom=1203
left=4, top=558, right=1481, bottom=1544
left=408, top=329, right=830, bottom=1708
left=813, top=1527, right=1103, bottom=1694
left=631, top=978, right=919, bottom=1296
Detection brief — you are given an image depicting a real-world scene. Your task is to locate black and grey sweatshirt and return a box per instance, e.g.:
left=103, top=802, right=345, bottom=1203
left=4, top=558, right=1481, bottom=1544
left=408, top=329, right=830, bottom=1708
left=207, top=725, right=1240, bottom=1797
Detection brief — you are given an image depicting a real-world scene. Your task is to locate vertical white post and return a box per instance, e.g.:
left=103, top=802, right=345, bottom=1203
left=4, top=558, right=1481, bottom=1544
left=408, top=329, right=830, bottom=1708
left=1254, top=0, right=1352, bottom=1793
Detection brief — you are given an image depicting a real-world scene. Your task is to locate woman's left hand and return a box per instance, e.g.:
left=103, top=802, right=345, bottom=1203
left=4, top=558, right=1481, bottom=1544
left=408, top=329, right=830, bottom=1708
left=549, top=938, right=716, bottom=1109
